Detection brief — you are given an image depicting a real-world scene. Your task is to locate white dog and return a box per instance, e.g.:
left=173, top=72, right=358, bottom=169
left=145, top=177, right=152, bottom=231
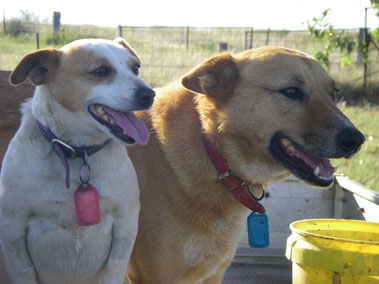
left=0, top=38, right=155, bottom=284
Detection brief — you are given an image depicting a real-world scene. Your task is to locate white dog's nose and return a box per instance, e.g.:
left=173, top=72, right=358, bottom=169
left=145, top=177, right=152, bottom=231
left=136, top=87, right=155, bottom=109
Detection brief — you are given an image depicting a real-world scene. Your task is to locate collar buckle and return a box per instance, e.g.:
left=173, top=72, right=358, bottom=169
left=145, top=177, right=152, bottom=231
left=218, top=170, right=231, bottom=180
left=202, top=132, right=266, bottom=214
left=50, top=138, right=77, bottom=158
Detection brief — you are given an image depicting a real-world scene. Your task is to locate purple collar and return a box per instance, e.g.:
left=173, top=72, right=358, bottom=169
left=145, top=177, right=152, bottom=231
left=37, top=120, right=110, bottom=188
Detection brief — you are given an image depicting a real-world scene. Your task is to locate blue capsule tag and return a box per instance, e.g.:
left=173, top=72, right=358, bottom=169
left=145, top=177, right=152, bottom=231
left=247, top=212, right=270, bottom=248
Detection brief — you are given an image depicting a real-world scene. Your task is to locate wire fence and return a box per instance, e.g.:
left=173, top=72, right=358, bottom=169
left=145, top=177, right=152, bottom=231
left=1, top=24, right=378, bottom=101
left=117, top=26, right=378, bottom=91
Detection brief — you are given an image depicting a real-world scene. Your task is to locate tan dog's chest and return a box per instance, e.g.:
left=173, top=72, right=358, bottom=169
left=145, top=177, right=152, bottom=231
left=181, top=213, right=247, bottom=267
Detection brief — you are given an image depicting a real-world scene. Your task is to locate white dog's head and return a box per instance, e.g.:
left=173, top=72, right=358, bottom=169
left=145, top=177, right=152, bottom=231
left=10, top=38, right=155, bottom=146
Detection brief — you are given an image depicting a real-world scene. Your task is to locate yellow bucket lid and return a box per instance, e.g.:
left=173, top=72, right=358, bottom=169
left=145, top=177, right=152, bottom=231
left=286, top=219, right=379, bottom=276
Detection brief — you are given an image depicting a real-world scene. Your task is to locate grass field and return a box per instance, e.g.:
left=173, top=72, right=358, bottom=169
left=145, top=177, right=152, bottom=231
left=0, top=24, right=378, bottom=192
left=333, top=105, right=379, bottom=191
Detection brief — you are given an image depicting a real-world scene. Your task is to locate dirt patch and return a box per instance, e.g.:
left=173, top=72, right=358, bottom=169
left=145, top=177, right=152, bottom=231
left=0, top=70, right=34, bottom=167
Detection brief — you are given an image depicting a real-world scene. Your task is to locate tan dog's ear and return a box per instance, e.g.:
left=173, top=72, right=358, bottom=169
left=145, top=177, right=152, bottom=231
left=115, top=37, right=140, bottom=62
left=181, top=53, right=239, bottom=99
left=10, top=49, right=62, bottom=86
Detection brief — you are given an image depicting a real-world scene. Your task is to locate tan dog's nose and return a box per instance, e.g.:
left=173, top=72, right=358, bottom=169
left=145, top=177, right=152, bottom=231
left=337, top=128, right=365, bottom=156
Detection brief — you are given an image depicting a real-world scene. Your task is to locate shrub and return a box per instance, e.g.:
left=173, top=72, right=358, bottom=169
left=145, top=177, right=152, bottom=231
left=41, top=28, right=98, bottom=46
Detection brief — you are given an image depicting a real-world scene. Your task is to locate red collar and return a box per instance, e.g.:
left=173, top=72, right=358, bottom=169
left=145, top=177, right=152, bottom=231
left=202, top=133, right=266, bottom=214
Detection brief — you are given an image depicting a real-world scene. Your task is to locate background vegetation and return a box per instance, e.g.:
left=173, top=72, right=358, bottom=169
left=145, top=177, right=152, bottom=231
left=0, top=11, right=378, bottom=192
left=332, top=105, right=378, bottom=191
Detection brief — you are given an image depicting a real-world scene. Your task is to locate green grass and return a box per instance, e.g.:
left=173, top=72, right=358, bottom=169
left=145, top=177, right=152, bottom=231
left=333, top=105, right=379, bottom=192
left=0, top=24, right=378, bottom=192
left=0, top=33, right=37, bottom=70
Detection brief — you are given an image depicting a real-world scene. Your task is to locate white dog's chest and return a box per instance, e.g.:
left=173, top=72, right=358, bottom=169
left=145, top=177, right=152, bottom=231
left=20, top=168, right=130, bottom=282
left=26, top=200, right=115, bottom=280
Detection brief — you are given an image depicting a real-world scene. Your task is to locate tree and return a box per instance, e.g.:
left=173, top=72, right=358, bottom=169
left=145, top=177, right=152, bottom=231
left=307, top=5, right=379, bottom=68
left=370, top=0, right=379, bottom=41
left=307, top=9, right=356, bottom=68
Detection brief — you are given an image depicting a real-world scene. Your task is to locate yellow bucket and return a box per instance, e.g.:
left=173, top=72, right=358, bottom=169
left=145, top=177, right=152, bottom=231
left=286, top=219, right=379, bottom=284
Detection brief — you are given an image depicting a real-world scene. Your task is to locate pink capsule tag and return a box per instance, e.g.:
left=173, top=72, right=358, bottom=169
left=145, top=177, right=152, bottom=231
left=74, top=183, right=101, bottom=226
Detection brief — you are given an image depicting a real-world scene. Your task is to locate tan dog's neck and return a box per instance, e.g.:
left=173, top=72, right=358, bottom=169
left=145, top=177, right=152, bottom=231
left=150, top=83, right=248, bottom=214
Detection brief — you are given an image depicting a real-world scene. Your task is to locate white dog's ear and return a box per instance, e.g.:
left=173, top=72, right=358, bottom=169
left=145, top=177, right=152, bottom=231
left=181, top=53, right=239, bottom=99
left=115, top=37, right=140, bottom=62
left=10, top=49, right=62, bottom=86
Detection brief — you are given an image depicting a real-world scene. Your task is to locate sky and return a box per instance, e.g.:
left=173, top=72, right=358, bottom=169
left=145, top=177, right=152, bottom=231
left=2, top=0, right=379, bottom=30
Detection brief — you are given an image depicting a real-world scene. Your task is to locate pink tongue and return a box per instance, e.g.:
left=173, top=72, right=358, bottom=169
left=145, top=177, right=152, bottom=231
left=292, top=147, right=336, bottom=177
left=103, top=106, right=149, bottom=145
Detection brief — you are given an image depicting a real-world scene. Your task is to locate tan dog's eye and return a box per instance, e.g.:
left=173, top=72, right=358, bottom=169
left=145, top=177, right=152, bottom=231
left=279, top=87, right=304, bottom=100
left=132, top=64, right=140, bottom=75
left=91, top=66, right=112, bottom=78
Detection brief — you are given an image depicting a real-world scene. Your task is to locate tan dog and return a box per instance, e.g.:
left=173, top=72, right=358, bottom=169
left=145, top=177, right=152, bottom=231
left=126, top=47, right=365, bottom=283
left=0, top=38, right=154, bottom=284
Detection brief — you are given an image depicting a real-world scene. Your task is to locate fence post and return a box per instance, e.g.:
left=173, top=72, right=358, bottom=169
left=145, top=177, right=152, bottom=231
left=357, top=28, right=368, bottom=97
left=265, top=28, right=270, bottom=45
left=363, top=8, right=370, bottom=97
left=250, top=28, right=253, bottom=49
left=2, top=9, right=5, bottom=33
left=119, top=25, right=123, bottom=37
left=244, top=31, right=248, bottom=50
left=219, top=42, right=227, bottom=52
left=357, top=28, right=366, bottom=64
left=53, top=11, right=61, bottom=33
left=36, top=33, right=40, bottom=49
left=186, top=26, right=189, bottom=49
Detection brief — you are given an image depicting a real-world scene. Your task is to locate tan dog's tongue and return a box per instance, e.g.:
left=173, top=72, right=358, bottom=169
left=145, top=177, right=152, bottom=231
left=103, top=106, right=149, bottom=145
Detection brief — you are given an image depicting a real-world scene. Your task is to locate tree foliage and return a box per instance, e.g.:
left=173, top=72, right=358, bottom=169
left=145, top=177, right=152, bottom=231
left=370, top=0, right=379, bottom=41
left=307, top=9, right=356, bottom=68
left=371, top=0, right=379, bottom=16
left=307, top=4, right=379, bottom=68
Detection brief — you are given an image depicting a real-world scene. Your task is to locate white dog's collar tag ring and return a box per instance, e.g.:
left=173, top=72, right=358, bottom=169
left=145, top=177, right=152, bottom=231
left=79, top=149, right=91, bottom=186
left=74, top=150, right=101, bottom=226
left=247, top=212, right=270, bottom=248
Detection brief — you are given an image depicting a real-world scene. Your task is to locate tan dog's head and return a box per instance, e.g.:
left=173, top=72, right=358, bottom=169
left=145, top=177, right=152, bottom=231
left=10, top=38, right=155, bottom=146
left=182, top=47, right=365, bottom=187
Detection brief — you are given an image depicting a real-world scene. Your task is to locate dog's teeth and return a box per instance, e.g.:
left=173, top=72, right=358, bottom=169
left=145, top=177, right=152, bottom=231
left=313, top=167, right=320, bottom=176
left=104, top=115, right=109, bottom=121
left=122, top=130, right=127, bottom=135
left=288, top=146, right=295, bottom=152
left=97, top=105, right=105, bottom=116
left=281, top=138, right=291, bottom=146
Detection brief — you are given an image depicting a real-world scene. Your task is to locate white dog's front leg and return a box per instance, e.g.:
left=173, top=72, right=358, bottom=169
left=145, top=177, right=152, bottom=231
left=0, top=219, right=37, bottom=284
left=101, top=219, right=136, bottom=284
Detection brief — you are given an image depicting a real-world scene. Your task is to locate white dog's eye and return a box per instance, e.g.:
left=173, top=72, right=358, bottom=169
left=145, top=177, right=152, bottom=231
left=132, top=64, right=140, bottom=75
left=91, top=66, right=112, bottom=78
